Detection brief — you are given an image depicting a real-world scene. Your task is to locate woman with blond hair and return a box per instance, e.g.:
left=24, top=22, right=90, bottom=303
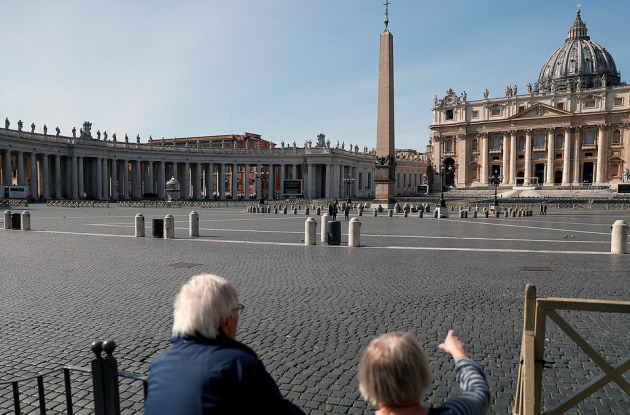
left=358, top=330, right=490, bottom=415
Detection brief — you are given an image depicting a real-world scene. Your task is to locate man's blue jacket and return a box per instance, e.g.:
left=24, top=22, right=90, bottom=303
left=144, top=334, right=305, bottom=415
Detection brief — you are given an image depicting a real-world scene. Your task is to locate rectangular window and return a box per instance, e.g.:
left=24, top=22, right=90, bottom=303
left=358, top=173, right=363, bottom=190
left=491, top=108, right=501, bottom=116
left=397, top=173, right=400, bottom=188
left=614, top=97, right=624, bottom=106
left=556, top=102, right=564, bottom=110
left=584, top=131, right=595, bottom=145
left=472, top=110, right=478, bottom=118
left=367, top=173, right=371, bottom=189
left=584, top=100, right=596, bottom=108
left=518, top=155, right=524, bottom=159
left=518, top=106, right=525, bottom=113
left=446, top=110, right=454, bottom=120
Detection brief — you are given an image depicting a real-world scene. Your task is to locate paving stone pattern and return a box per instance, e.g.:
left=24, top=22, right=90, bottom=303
left=0, top=206, right=629, bottom=414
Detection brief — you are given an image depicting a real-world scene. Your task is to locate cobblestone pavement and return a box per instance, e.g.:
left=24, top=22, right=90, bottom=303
left=0, top=204, right=629, bottom=414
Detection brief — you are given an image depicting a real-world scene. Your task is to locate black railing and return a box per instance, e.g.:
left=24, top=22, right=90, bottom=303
left=0, top=340, right=147, bottom=415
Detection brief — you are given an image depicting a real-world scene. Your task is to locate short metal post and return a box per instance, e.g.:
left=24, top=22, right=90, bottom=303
left=164, top=214, right=175, bottom=239
left=102, top=340, right=121, bottom=415
left=316, top=207, right=321, bottom=215
left=21, top=211, right=30, bottom=230
left=305, top=217, right=317, bottom=245
left=388, top=209, right=393, bottom=217
left=134, top=214, right=145, bottom=237
left=611, top=220, right=628, bottom=254
left=349, top=217, right=361, bottom=247
left=293, top=207, right=297, bottom=214
left=189, top=211, right=199, bottom=237
left=305, top=207, right=310, bottom=215
left=373, top=208, right=377, bottom=217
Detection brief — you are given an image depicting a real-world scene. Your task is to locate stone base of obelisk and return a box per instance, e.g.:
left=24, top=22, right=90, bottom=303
left=373, top=181, right=396, bottom=209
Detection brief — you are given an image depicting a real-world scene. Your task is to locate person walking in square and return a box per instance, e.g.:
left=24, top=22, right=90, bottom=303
left=344, top=203, right=350, bottom=220
left=332, top=202, right=338, bottom=220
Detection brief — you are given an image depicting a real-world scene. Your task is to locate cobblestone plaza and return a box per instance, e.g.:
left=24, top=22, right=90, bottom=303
left=1, top=205, right=629, bottom=414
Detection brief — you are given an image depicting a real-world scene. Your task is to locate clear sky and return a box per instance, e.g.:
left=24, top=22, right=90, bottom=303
left=1, top=1, right=628, bottom=151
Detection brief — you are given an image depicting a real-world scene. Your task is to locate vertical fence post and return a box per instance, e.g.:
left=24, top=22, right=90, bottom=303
left=513, top=284, right=537, bottom=415
left=102, top=340, right=121, bottom=415
left=91, top=341, right=106, bottom=415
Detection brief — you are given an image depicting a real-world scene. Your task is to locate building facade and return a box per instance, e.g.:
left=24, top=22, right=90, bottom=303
left=430, top=9, right=630, bottom=189
left=0, top=125, right=428, bottom=201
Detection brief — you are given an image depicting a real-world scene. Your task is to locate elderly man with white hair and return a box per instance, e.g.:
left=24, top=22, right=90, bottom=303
left=145, top=274, right=305, bottom=415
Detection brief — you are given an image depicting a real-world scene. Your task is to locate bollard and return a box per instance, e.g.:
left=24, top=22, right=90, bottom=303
left=388, top=209, right=393, bottom=217
left=349, top=217, right=361, bottom=247
left=484, top=211, right=489, bottom=218
left=134, top=213, right=145, bottom=237
left=373, top=208, right=378, bottom=217
left=3, top=210, right=11, bottom=229
left=495, top=210, right=500, bottom=218
left=358, top=208, right=363, bottom=217
left=425, top=204, right=430, bottom=213
left=274, top=207, right=278, bottom=214
left=434, top=209, right=438, bottom=218
left=504, top=211, right=509, bottom=218
left=305, top=217, right=317, bottom=246
left=189, top=211, right=199, bottom=237
left=518, top=210, right=522, bottom=217
left=21, top=211, right=30, bottom=231
left=316, top=207, right=321, bottom=215
left=164, top=214, right=175, bottom=239
left=152, top=218, right=164, bottom=238
left=611, top=220, right=628, bottom=254
left=474, top=211, right=477, bottom=218
left=459, top=211, right=464, bottom=218
left=418, top=210, right=423, bottom=218
left=283, top=206, right=287, bottom=214
left=321, top=213, right=330, bottom=242
left=326, top=220, right=341, bottom=245
left=293, top=207, right=298, bottom=214
left=404, top=211, right=408, bottom=218
left=305, top=207, right=310, bottom=215
left=298, top=205, right=301, bottom=210
left=512, top=210, right=516, bottom=217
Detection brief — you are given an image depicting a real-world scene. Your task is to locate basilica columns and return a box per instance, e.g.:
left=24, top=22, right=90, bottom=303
left=509, top=132, right=517, bottom=185
left=16, top=151, right=24, bottom=186
left=524, top=130, right=532, bottom=185
left=30, top=153, right=38, bottom=199
left=562, top=127, right=572, bottom=185
left=480, top=134, right=488, bottom=184
left=55, top=155, right=62, bottom=199
left=596, top=125, right=605, bottom=183
left=573, top=128, right=581, bottom=184
left=42, top=155, right=50, bottom=199
left=502, top=133, right=509, bottom=184
left=545, top=129, right=554, bottom=185
left=111, top=159, right=118, bottom=199
left=71, top=156, right=78, bottom=200
left=2, top=149, right=11, bottom=186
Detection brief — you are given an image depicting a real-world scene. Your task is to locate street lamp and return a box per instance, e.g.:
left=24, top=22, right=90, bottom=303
left=489, top=169, right=504, bottom=207
left=343, top=174, right=355, bottom=203
left=253, top=170, right=269, bottom=205
left=438, top=162, right=453, bottom=208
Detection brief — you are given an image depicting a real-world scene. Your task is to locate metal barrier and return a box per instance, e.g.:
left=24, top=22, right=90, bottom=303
left=47, top=200, right=109, bottom=208
left=513, top=284, right=630, bottom=415
left=0, top=340, right=147, bottom=415
left=0, top=199, right=28, bottom=207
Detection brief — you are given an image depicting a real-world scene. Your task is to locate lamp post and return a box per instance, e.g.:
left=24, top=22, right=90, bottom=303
left=489, top=169, right=504, bottom=207
left=343, top=174, right=355, bottom=203
left=438, top=162, right=453, bottom=208
left=253, top=169, right=269, bottom=205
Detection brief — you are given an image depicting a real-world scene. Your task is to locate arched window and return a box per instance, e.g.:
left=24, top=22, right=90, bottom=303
left=556, top=134, right=564, bottom=148
left=446, top=139, right=453, bottom=152
left=536, top=133, right=545, bottom=147
left=492, top=135, right=501, bottom=149
left=612, top=130, right=621, bottom=145
left=472, top=139, right=478, bottom=152
left=584, top=130, right=595, bottom=145
left=518, top=137, right=525, bottom=149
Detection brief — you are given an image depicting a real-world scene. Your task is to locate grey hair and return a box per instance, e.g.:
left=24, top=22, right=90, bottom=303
left=358, top=332, right=431, bottom=406
left=172, top=274, right=238, bottom=339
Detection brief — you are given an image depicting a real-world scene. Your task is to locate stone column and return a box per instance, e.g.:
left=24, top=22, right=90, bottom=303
left=122, top=160, right=129, bottom=199
left=231, top=164, right=238, bottom=198
left=219, top=164, right=225, bottom=198
left=71, top=156, right=78, bottom=200
left=16, top=151, right=24, bottom=186
left=30, top=153, right=38, bottom=199
left=42, top=155, right=50, bottom=199
left=290, top=164, right=296, bottom=180
left=524, top=130, right=532, bottom=185
left=546, top=129, right=554, bottom=185
left=325, top=164, right=331, bottom=198
left=509, top=131, right=517, bottom=185
left=280, top=164, right=286, bottom=196
left=562, top=127, right=572, bottom=185
left=102, top=158, right=109, bottom=199
left=55, top=155, right=62, bottom=199
left=96, top=157, right=103, bottom=200
left=573, top=128, right=581, bottom=184
left=170, top=162, right=177, bottom=181
left=158, top=161, right=165, bottom=199
left=502, top=132, right=509, bottom=184
left=268, top=165, right=275, bottom=200
left=204, top=163, right=213, bottom=199
left=181, top=162, right=190, bottom=199
left=110, top=159, right=117, bottom=199
left=77, top=157, right=84, bottom=199
left=596, top=125, right=606, bottom=183
left=147, top=161, right=154, bottom=194
left=480, top=134, right=488, bottom=184
left=2, top=149, right=11, bottom=186
left=191, top=163, right=199, bottom=199
left=457, top=134, right=468, bottom=186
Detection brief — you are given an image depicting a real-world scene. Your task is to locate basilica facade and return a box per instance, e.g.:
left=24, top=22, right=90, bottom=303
left=430, top=9, right=630, bottom=189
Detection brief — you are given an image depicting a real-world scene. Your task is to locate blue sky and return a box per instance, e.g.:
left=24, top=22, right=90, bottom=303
left=1, top=1, right=628, bottom=151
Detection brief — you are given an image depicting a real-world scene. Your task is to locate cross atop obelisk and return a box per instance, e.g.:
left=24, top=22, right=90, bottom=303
left=373, top=1, right=396, bottom=207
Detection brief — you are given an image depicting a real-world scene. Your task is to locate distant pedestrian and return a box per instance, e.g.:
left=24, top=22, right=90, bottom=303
left=544, top=205, right=548, bottom=215
left=344, top=204, right=350, bottom=220
left=332, top=203, right=338, bottom=220
left=328, top=203, right=333, bottom=216
left=540, top=204, right=544, bottom=215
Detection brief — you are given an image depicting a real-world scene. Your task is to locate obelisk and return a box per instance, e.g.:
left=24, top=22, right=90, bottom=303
left=373, top=1, right=396, bottom=208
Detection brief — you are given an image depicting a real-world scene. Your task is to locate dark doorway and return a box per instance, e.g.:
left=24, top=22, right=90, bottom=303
left=516, top=171, right=524, bottom=185
left=534, top=164, right=545, bottom=185
left=582, top=162, right=594, bottom=184
left=554, top=170, right=562, bottom=184
left=443, top=158, right=456, bottom=187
